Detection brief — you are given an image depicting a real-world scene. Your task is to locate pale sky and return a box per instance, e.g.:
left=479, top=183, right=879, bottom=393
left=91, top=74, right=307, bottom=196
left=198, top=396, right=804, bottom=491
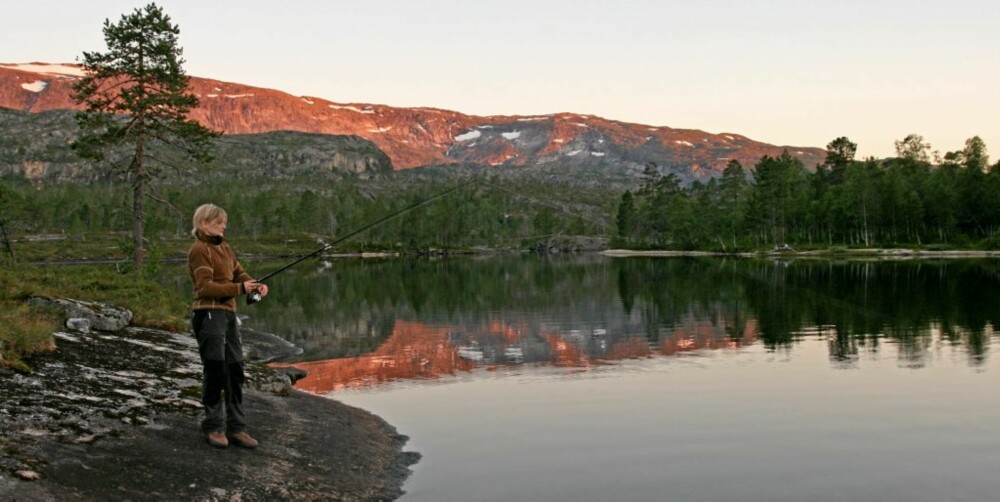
left=3, top=0, right=998, bottom=160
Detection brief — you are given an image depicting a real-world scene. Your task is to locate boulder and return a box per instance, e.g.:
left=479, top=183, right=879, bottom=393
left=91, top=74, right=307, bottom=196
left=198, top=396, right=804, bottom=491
left=276, top=366, right=308, bottom=385
left=65, top=317, right=91, bottom=333
left=248, top=371, right=292, bottom=396
left=29, top=297, right=132, bottom=332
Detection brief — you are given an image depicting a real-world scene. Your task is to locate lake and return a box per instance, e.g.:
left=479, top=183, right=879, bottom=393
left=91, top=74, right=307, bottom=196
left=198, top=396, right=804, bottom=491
left=241, top=255, right=1000, bottom=501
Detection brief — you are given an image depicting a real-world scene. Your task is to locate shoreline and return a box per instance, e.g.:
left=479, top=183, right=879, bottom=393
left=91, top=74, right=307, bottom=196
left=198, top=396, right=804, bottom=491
left=0, top=321, right=419, bottom=501
left=600, top=248, right=1000, bottom=258
left=24, top=247, right=1000, bottom=267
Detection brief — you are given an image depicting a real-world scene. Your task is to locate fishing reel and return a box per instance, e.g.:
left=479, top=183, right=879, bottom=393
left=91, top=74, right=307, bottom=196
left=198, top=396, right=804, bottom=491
left=246, top=287, right=263, bottom=305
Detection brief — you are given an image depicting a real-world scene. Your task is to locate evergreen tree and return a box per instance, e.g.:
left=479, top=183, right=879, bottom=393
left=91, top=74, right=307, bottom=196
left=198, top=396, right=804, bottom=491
left=824, top=137, right=857, bottom=167
left=72, top=3, right=218, bottom=269
left=894, top=134, right=932, bottom=165
left=824, top=136, right=857, bottom=184
left=643, top=172, right=685, bottom=247
left=842, top=159, right=882, bottom=245
left=638, top=162, right=660, bottom=196
left=748, top=151, right=808, bottom=245
left=615, top=190, right=636, bottom=244
left=717, top=160, right=749, bottom=248
left=0, top=181, right=24, bottom=260
left=961, top=136, right=990, bottom=172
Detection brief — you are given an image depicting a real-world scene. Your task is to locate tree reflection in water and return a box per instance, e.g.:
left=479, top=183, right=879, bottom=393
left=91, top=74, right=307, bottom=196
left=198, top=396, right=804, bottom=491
left=255, top=256, right=1000, bottom=391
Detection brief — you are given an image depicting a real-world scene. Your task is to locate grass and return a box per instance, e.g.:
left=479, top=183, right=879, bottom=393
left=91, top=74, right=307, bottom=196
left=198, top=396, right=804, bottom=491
left=0, top=303, right=58, bottom=372
left=0, top=261, right=190, bottom=371
left=9, top=233, right=323, bottom=263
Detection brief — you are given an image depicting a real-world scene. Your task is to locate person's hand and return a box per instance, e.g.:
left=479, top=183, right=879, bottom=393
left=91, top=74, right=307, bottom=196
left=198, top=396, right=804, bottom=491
left=244, top=280, right=268, bottom=297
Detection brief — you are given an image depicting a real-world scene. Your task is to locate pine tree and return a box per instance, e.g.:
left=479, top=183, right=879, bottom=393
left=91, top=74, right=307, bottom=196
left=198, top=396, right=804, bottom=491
left=615, top=190, right=636, bottom=244
left=0, top=181, right=23, bottom=261
left=72, top=3, right=218, bottom=269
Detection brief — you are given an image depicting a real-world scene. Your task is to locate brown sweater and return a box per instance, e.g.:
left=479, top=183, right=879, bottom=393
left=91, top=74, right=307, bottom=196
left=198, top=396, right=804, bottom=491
left=187, top=231, right=254, bottom=312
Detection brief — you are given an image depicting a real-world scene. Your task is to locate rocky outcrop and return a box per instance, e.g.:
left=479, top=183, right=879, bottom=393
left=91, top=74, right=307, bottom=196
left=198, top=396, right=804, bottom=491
left=27, top=297, right=133, bottom=332
left=0, top=300, right=419, bottom=500
left=1, top=63, right=826, bottom=180
left=215, top=130, right=394, bottom=180
left=0, top=106, right=98, bottom=182
left=0, top=107, right=394, bottom=182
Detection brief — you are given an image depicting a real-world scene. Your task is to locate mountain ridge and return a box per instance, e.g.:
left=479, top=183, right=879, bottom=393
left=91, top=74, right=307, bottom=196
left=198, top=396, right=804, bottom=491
left=0, top=62, right=825, bottom=179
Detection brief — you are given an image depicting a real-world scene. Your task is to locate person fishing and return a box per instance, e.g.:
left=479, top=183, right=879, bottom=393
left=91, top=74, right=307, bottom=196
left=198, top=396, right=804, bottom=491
left=187, top=203, right=268, bottom=448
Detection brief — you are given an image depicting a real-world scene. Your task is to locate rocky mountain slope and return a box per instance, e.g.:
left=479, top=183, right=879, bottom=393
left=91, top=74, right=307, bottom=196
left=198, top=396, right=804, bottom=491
left=0, top=107, right=392, bottom=182
left=1, top=63, right=825, bottom=181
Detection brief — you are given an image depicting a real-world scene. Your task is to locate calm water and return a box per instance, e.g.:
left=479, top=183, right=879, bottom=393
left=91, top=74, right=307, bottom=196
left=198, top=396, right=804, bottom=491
left=239, top=255, right=1000, bottom=501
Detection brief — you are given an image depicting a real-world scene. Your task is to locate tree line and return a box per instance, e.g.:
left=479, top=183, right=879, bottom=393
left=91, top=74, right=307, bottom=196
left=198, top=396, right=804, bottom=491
left=614, top=135, right=999, bottom=250
left=0, top=173, right=616, bottom=259
left=3, top=133, right=997, bottom=260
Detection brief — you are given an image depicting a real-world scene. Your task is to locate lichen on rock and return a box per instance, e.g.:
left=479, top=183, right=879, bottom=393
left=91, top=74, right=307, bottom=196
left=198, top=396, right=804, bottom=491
left=28, top=297, right=132, bottom=332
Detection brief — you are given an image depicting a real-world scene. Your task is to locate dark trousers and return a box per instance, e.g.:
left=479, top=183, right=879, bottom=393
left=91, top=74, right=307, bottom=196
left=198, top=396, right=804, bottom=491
left=192, top=309, right=246, bottom=433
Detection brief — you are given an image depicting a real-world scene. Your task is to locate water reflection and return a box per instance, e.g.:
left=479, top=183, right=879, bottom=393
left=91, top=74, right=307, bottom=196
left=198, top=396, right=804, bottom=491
left=249, top=256, right=1000, bottom=391
left=278, top=315, right=759, bottom=393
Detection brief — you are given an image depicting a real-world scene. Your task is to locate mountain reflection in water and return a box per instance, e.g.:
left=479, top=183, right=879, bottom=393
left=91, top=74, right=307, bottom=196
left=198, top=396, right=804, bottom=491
left=276, top=316, right=759, bottom=393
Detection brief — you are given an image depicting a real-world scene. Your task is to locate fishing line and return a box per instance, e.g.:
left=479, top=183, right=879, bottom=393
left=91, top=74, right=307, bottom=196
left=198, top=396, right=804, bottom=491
left=246, top=178, right=479, bottom=304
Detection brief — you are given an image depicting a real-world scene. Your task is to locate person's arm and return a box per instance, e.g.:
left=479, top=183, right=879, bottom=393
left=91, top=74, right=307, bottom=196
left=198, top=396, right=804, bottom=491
left=233, top=258, right=253, bottom=285
left=230, top=247, right=266, bottom=296
left=190, top=246, right=242, bottom=299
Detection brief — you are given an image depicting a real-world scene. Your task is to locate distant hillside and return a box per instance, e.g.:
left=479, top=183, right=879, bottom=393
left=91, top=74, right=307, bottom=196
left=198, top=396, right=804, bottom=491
left=0, top=108, right=392, bottom=183
left=0, top=62, right=825, bottom=181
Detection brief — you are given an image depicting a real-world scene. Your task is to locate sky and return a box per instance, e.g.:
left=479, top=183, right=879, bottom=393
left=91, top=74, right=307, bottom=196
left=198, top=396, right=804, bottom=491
left=3, top=0, right=998, bottom=160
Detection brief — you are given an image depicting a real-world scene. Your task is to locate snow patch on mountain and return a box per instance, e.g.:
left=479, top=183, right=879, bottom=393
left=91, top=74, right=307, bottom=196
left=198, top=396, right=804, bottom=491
left=329, top=104, right=375, bottom=114
left=454, top=130, right=482, bottom=142
left=0, top=63, right=85, bottom=77
left=21, top=80, right=47, bottom=92
left=501, top=131, right=521, bottom=140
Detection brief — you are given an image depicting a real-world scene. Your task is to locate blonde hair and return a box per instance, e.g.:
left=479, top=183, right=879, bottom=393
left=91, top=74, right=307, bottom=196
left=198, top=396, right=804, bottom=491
left=191, top=204, right=228, bottom=238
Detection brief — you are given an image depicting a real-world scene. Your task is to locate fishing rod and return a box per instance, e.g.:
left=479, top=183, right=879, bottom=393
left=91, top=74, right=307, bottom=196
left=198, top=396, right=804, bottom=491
left=246, top=178, right=479, bottom=304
